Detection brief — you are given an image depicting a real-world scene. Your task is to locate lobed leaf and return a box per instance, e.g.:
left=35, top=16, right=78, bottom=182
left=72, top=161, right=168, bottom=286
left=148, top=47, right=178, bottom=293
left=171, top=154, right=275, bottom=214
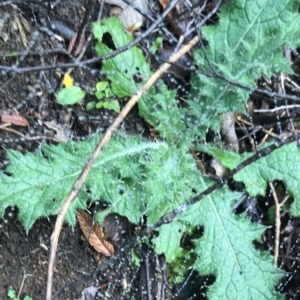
left=155, top=186, right=285, bottom=299
left=188, top=0, right=300, bottom=136
left=199, top=142, right=300, bottom=218
left=0, top=134, right=166, bottom=230
left=233, top=143, right=300, bottom=217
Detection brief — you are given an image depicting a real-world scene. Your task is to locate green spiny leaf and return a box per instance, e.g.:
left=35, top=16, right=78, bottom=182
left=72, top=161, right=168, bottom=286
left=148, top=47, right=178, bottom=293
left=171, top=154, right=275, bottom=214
left=188, top=0, right=300, bottom=135
left=140, top=145, right=204, bottom=224
left=141, top=82, right=190, bottom=144
left=0, top=135, right=166, bottom=230
left=233, top=143, right=300, bottom=217
left=199, top=142, right=300, bottom=217
left=193, top=188, right=284, bottom=300
left=142, top=0, right=300, bottom=145
left=155, top=186, right=284, bottom=299
left=96, top=144, right=203, bottom=224
left=96, top=100, right=120, bottom=112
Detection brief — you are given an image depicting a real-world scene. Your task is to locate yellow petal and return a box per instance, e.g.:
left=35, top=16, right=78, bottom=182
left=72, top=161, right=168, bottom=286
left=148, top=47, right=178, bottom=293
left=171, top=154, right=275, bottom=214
left=63, top=73, right=73, bottom=87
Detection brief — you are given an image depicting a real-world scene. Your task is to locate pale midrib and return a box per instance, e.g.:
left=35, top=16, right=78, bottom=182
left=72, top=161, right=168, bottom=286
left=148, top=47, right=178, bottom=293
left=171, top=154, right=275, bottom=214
left=2, top=141, right=167, bottom=199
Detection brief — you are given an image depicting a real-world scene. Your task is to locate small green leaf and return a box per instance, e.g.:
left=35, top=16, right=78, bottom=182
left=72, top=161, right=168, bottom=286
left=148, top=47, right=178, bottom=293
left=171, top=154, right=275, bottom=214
left=150, top=37, right=163, bottom=53
left=24, top=296, right=33, bottom=300
left=130, top=250, right=141, bottom=268
left=102, top=100, right=120, bottom=112
left=95, top=91, right=105, bottom=100
left=96, top=81, right=109, bottom=92
left=96, top=100, right=120, bottom=112
left=7, top=289, right=16, bottom=299
left=95, top=102, right=104, bottom=109
left=104, top=88, right=114, bottom=98
left=57, top=86, right=85, bottom=105
left=86, top=101, right=96, bottom=111
left=155, top=187, right=285, bottom=300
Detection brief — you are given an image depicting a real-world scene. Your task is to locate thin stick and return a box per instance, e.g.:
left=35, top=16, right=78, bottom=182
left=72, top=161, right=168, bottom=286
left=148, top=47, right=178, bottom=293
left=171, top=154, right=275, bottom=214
left=46, top=35, right=200, bottom=300
left=269, top=182, right=289, bottom=268
left=17, top=272, right=28, bottom=299
left=254, top=104, right=300, bottom=113
left=258, top=127, right=274, bottom=148
left=0, top=126, right=58, bottom=142
left=237, top=116, right=281, bottom=140
left=269, top=182, right=280, bottom=267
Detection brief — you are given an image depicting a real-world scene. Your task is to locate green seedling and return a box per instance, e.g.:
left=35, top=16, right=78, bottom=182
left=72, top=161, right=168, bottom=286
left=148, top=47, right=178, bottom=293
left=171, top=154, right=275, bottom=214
left=7, top=272, right=33, bottom=300
left=86, top=81, right=120, bottom=113
left=7, top=289, right=32, bottom=300
left=130, top=250, right=141, bottom=268
left=150, top=37, right=163, bottom=53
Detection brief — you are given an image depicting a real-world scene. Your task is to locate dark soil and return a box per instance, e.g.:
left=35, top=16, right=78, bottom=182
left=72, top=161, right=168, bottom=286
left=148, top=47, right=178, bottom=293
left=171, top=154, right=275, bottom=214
left=0, top=214, right=98, bottom=299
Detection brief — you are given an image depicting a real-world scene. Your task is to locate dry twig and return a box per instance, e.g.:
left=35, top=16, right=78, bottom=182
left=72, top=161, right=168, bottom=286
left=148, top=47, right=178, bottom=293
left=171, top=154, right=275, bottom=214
left=0, top=126, right=58, bottom=142
left=237, top=116, right=281, bottom=140
left=269, top=182, right=289, bottom=267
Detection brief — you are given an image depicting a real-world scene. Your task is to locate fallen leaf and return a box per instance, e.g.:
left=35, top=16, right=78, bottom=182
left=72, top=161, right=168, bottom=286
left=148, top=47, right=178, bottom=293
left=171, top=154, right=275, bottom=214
left=77, top=211, right=114, bottom=256
left=105, top=0, right=147, bottom=30
left=128, top=21, right=143, bottom=33
left=44, top=120, right=70, bottom=143
left=110, top=5, right=122, bottom=16
left=158, top=0, right=196, bottom=38
left=1, top=114, right=29, bottom=127
left=68, top=32, right=86, bottom=56
left=75, top=286, right=99, bottom=300
left=104, top=0, right=127, bottom=9
left=62, top=73, right=74, bottom=87
left=119, top=5, right=145, bottom=31
left=158, top=0, right=170, bottom=11
left=220, top=112, right=239, bottom=152
left=15, top=14, right=28, bottom=48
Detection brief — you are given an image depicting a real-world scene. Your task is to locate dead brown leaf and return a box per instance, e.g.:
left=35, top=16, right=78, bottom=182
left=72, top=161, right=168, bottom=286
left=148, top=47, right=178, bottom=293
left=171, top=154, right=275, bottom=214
left=158, top=0, right=195, bottom=38
left=158, top=0, right=170, bottom=11
left=76, top=211, right=114, bottom=257
left=44, top=120, right=70, bottom=143
left=1, top=114, right=29, bottom=127
left=68, top=32, right=86, bottom=56
left=105, top=0, right=147, bottom=30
